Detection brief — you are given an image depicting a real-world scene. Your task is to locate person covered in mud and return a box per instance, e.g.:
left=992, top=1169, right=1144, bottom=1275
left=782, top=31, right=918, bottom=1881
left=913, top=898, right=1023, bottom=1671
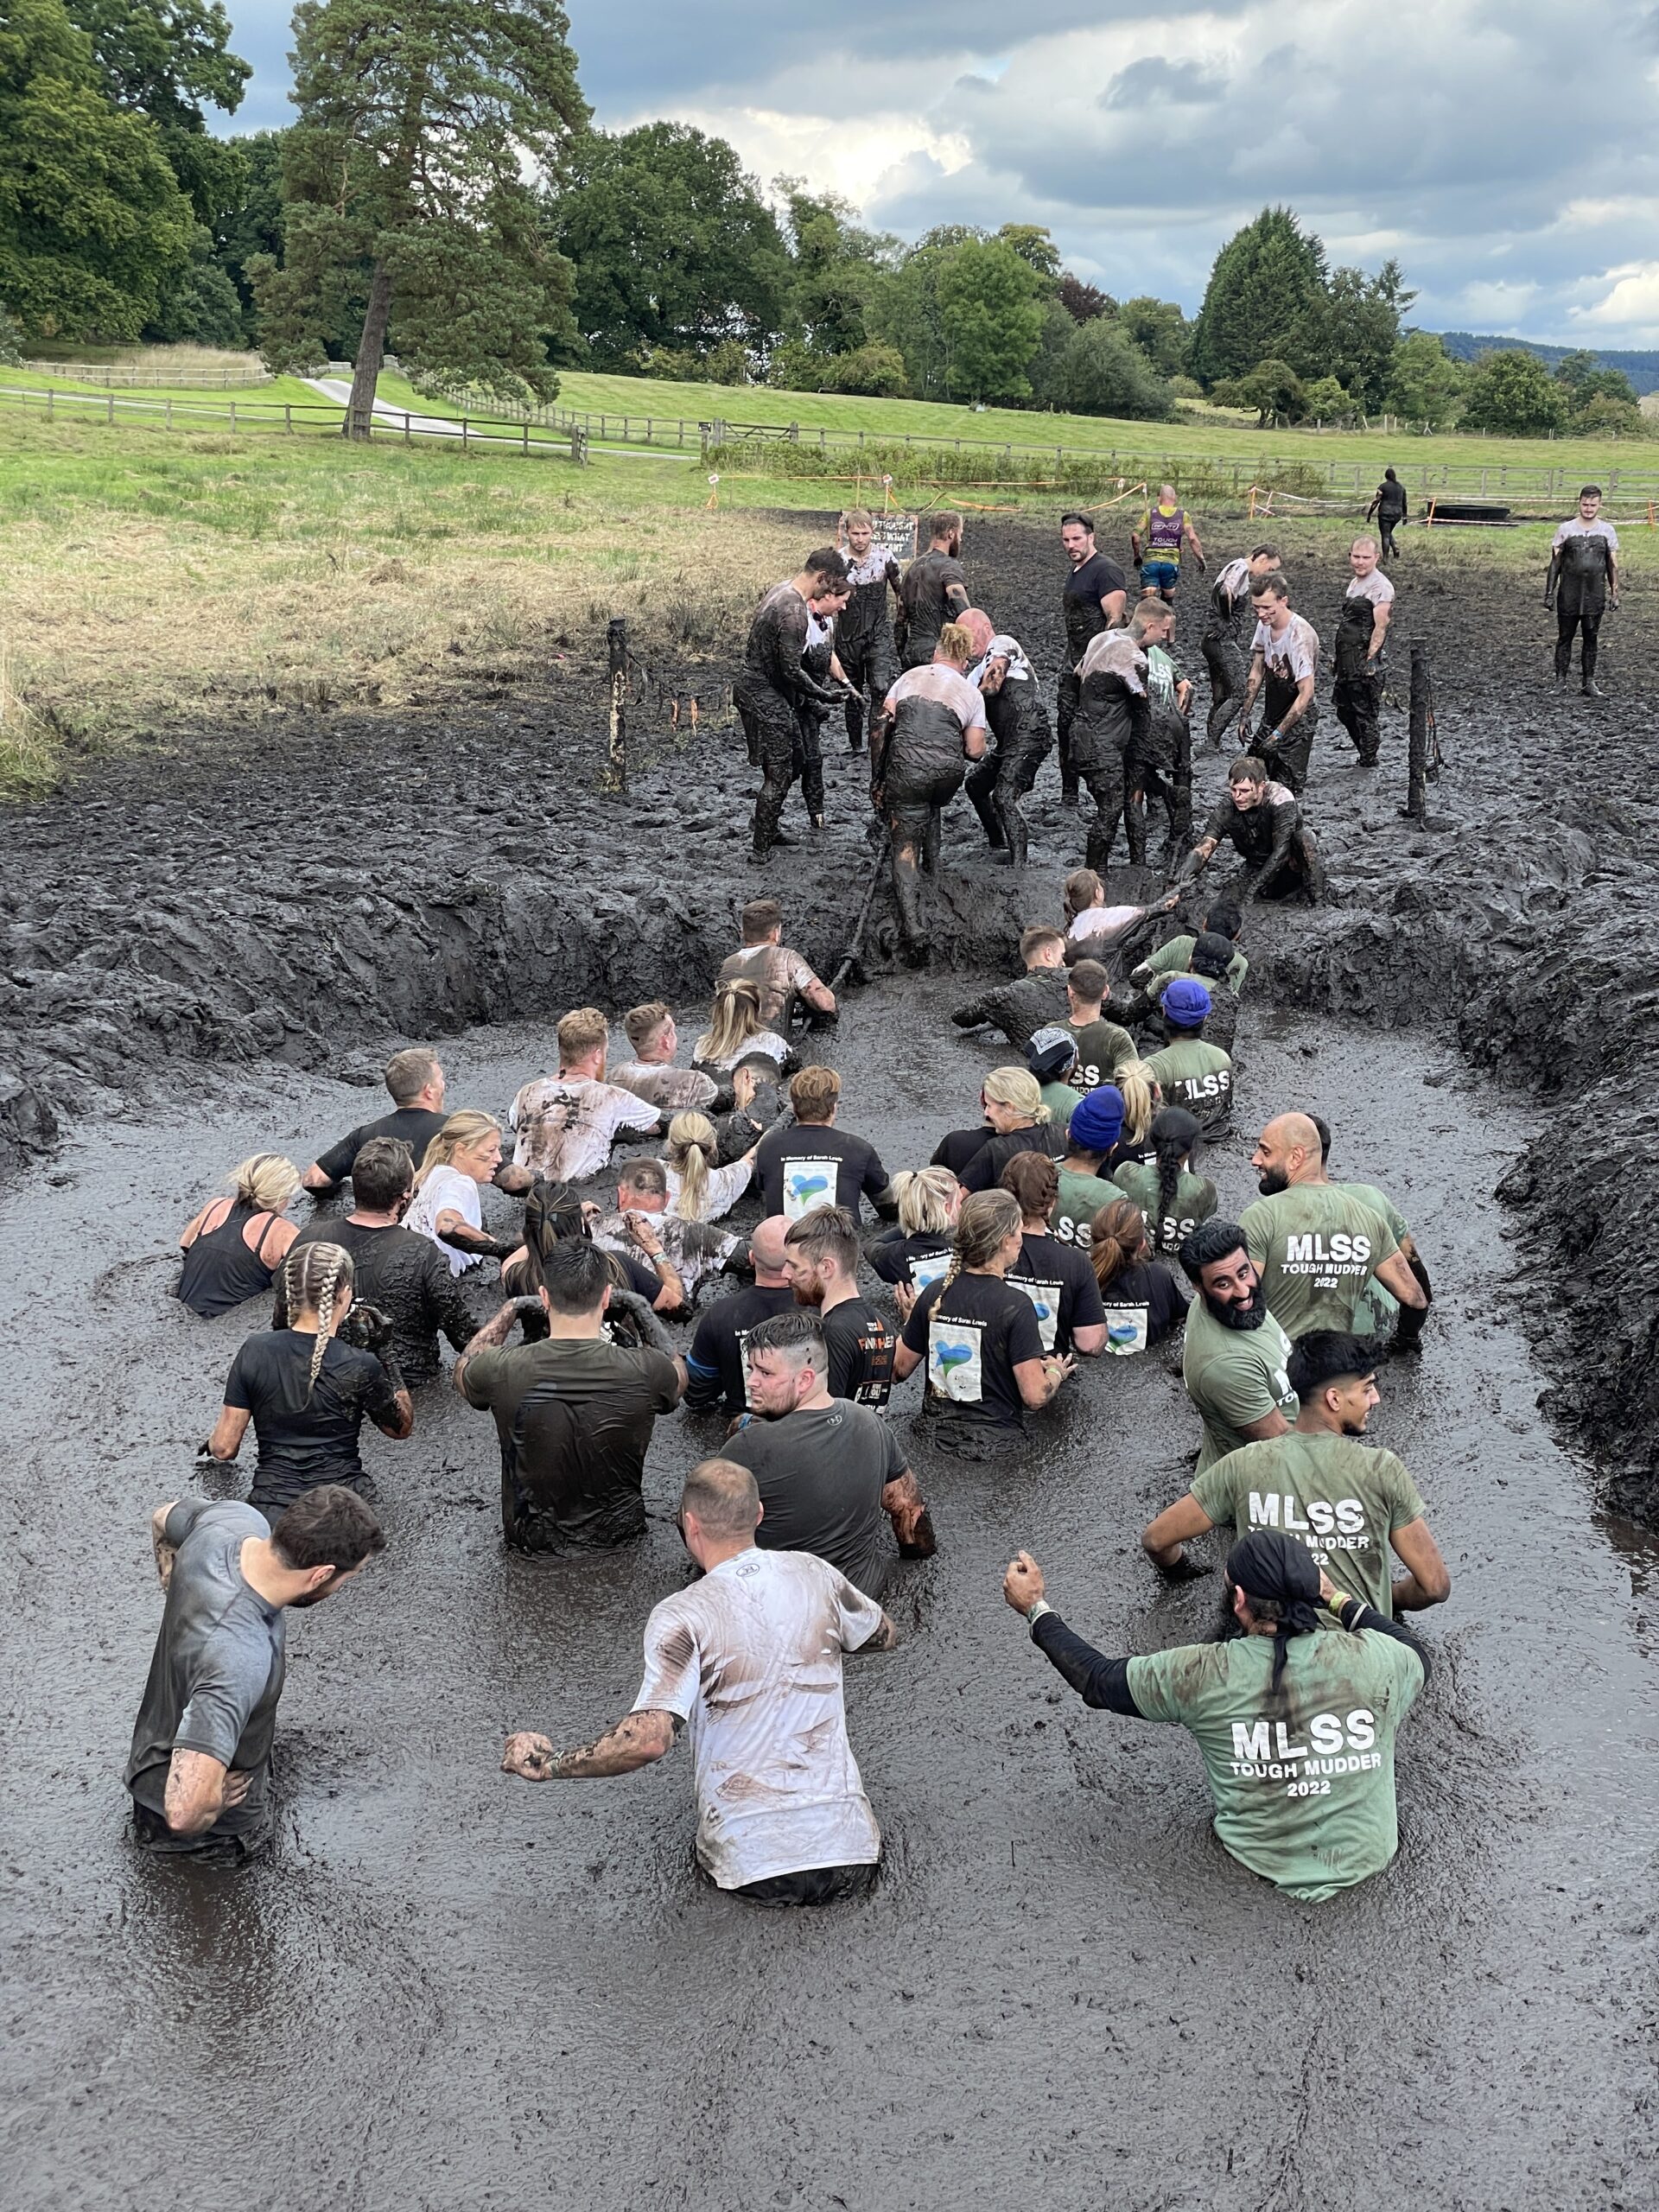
left=502, top=1455, right=896, bottom=1908
left=1057, top=512, right=1130, bottom=804
left=662, top=1109, right=757, bottom=1224
left=782, top=1204, right=897, bottom=1409
left=868, top=620, right=988, bottom=963
left=1071, top=599, right=1177, bottom=871
left=274, top=1138, right=477, bottom=1385
left=683, top=1217, right=798, bottom=1415
left=1367, top=469, right=1408, bottom=562
left=1126, top=899, right=1248, bottom=1010
left=1112, top=1105, right=1217, bottom=1257
left=1130, top=483, right=1206, bottom=602
left=835, top=508, right=901, bottom=752
left=1309, top=1114, right=1433, bottom=1344
left=1546, top=485, right=1619, bottom=697
left=950, top=923, right=1071, bottom=1050
left=508, top=1007, right=664, bottom=1189
left=403, top=1110, right=519, bottom=1277
left=893, top=1189, right=1074, bottom=1450
left=867, top=1166, right=960, bottom=1294
left=1000, top=1151, right=1108, bottom=1357
left=1179, top=1218, right=1299, bottom=1474
left=692, top=980, right=798, bottom=1094
left=895, top=511, right=971, bottom=670
left=610, top=1001, right=758, bottom=1120
left=964, top=631, right=1052, bottom=870
left=1051, top=1084, right=1127, bottom=1248
left=754, top=1065, right=896, bottom=1227
left=725, top=1312, right=935, bottom=1596
left=1061, top=868, right=1179, bottom=968
left=736, top=550, right=852, bottom=859
left=718, top=897, right=837, bottom=1033
left=176, top=1153, right=302, bottom=1318
left=1061, top=958, right=1136, bottom=1089
left=456, top=1236, right=684, bottom=1554
left=958, top=1065, right=1068, bottom=1194
left=1200, top=544, right=1280, bottom=748
left=1142, top=1329, right=1451, bottom=1616
left=1175, top=756, right=1325, bottom=904
left=301, top=1048, right=450, bottom=1193
left=1241, top=1113, right=1427, bottom=1346
left=591, top=1158, right=739, bottom=1312
left=1001, top=1529, right=1429, bottom=1901
left=1236, top=573, right=1320, bottom=794
left=126, top=1484, right=385, bottom=1859
left=1332, top=537, right=1394, bottom=767
left=794, top=588, right=850, bottom=833
left=1143, top=979, right=1233, bottom=1133
left=1132, top=601, right=1195, bottom=861
left=206, top=1241, right=412, bottom=1518
left=1088, top=1196, right=1187, bottom=1355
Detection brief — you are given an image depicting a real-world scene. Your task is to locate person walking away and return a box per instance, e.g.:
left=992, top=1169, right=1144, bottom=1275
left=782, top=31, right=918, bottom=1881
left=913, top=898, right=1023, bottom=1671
left=683, top=1216, right=798, bottom=1415
left=868, top=621, right=988, bottom=963
left=1052, top=1085, right=1128, bottom=1247
left=508, top=1010, right=664, bottom=1188
left=1332, top=537, right=1394, bottom=767
left=1546, top=485, right=1618, bottom=698
left=1130, top=483, right=1205, bottom=601
left=1143, top=979, right=1233, bottom=1133
left=302, top=1048, right=449, bottom=1192
left=753, top=1065, right=896, bottom=1225
left=1088, top=1196, right=1186, bottom=1353
left=895, top=512, right=971, bottom=669
left=718, top=897, right=838, bottom=1031
left=867, top=1166, right=961, bottom=1294
left=736, top=550, right=853, bottom=858
left=1366, top=469, right=1408, bottom=563
left=502, top=1459, right=897, bottom=1906
left=999, top=1151, right=1108, bottom=1357
left=176, top=1154, right=302, bottom=1318
left=1071, top=603, right=1168, bottom=870
left=1112, top=1105, right=1216, bottom=1256
left=957, top=1066, right=1067, bottom=1194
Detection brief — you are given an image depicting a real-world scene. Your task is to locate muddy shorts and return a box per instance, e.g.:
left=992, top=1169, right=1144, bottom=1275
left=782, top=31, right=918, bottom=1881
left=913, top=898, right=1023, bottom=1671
left=1140, top=561, right=1179, bottom=594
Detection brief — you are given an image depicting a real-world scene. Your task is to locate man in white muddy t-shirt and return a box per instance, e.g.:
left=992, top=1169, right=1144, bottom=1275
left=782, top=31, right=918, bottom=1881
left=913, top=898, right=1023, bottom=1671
left=1236, top=570, right=1320, bottom=796
left=503, top=1458, right=897, bottom=1904
left=508, top=1005, right=663, bottom=1184
left=1545, top=484, right=1619, bottom=698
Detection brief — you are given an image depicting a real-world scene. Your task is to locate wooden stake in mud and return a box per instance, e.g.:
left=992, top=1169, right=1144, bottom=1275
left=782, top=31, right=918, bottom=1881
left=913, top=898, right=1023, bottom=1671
left=607, top=618, right=628, bottom=793
left=1405, top=642, right=1429, bottom=821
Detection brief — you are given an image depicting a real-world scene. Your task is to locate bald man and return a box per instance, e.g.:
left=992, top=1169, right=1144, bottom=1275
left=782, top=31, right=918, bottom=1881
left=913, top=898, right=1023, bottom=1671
left=1332, top=537, right=1393, bottom=767
left=682, top=1217, right=798, bottom=1415
left=1238, top=1114, right=1427, bottom=1344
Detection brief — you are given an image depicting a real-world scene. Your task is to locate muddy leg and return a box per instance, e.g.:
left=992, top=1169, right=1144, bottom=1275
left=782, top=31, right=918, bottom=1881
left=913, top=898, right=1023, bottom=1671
left=888, top=816, right=928, bottom=959
left=1083, top=764, right=1124, bottom=874
left=753, top=718, right=797, bottom=856
left=1580, top=608, right=1604, bottom=693
left=965, top=753, right=1004, bottom=849
left=1057, top=671, right=1081, bottom=802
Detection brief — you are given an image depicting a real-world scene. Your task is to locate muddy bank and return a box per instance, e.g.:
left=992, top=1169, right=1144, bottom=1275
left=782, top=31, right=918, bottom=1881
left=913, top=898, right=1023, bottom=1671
left=4, top=518, right=1659, bottom=1529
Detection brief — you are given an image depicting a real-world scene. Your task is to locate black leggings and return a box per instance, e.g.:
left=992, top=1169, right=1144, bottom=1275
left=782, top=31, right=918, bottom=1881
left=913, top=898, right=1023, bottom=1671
left=734, top=1862, right=875, bottom=1907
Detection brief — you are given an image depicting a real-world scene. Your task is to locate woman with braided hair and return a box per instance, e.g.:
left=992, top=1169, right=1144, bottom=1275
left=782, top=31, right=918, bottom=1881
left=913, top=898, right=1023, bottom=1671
left=207, top=1241, right=413, bottom=1516
left=1111, top=1105, right=1217, bottom=1257
left=893, top=1189, right=1073, bottom=1451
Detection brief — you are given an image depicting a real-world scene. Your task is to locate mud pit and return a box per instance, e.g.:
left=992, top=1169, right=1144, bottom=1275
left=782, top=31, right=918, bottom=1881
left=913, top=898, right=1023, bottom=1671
left=3, top=521, right=1658, bottom=2209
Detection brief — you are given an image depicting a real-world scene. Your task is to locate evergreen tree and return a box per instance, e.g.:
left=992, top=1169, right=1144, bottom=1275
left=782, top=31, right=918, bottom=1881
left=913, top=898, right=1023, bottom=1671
left=1190, top=207, right=1325, bottom=387
left=1459, top=348, right=1567, bottom=435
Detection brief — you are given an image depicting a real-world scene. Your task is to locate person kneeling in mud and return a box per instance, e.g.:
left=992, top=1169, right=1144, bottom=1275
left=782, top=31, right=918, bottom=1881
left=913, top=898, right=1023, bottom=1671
left=1001, top=1529, right=1429, bottom=1902
left=1174, top=756, right=1325, bottom=904
left=868, top=620, right=989, bottom=963
left=503, top=1456, right=896, bottom=1907
left=964, top=632, right=1052, bottom=871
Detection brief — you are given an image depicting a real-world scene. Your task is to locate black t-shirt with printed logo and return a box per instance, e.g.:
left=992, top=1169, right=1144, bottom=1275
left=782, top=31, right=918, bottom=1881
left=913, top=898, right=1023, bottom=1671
left=1005, top=1230, right=1106, bottom=1356
left=754, top=1122, right=891, bottom=1223
left=901, top=1271, right=1045, bottom=1433
left=822, top=1295, right=896, bottom=1409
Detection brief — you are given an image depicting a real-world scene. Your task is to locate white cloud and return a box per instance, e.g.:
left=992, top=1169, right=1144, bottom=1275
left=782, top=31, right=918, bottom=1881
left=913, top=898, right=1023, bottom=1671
left=648, top=105, right=974, bottom=207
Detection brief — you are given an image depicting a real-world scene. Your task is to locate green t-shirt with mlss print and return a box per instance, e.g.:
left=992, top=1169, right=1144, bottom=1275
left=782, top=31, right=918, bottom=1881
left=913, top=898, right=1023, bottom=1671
left=1339, top=1180, right=1411, bottom=1335
left=1138, top=933, right=1249, bottom=995
left=1240, top=1185, right=1398, bottom=1342
left=1065, top=1015, right=1136, bottom=1090
left=1144, top=1039, right=1233, bottom=1123
left=1182, top=1294, right=1299, bottom=1473
left=1053, top=1166, right=1121, bottom=1250
left=1112, top=1160, right=1217, bottom=1257
left=1192, top=1431, right=1427, bottom=1617
left=1126, top=1624, right=1425, bottom=1901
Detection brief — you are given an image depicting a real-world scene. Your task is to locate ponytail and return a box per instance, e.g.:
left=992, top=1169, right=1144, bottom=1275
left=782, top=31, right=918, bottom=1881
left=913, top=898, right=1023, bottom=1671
left=1089, top=1198, right=1146, bottom=1292
left=666, top=1111, right=717, bottom=1220
left=278, top=1240, right=355, bottom=1401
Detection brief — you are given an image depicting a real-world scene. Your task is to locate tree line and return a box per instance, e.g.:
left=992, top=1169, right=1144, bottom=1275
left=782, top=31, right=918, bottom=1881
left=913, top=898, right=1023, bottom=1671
left=0, top=0, right=1648, bottom=440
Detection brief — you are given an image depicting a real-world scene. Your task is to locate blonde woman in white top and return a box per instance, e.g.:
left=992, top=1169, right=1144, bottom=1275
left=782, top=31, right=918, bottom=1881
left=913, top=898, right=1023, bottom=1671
left=664, top=1111, right=757, bottom=1223
left=404, top=1112, right=505, bottom=1276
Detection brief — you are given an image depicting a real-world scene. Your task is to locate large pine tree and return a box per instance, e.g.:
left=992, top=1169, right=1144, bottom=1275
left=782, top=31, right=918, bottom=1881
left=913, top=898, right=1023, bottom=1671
left=1190, top=207, right=1326, bottom=389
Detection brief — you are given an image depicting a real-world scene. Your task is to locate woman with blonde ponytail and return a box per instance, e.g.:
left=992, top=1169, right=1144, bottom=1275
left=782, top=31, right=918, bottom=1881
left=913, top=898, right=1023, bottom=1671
left=868, top=1165, right=960, bottom=1292
left=693, top=979, right=796, bottom=1078
left=892, top=1188, right=1073, bottom=1453
left=958, top=1066, right=1065, bottom=1194
left=1111, top=1059, right=1163, bottom=1170
left=664, top=1111, right=756, bottom=1223
left=207, top=1241, right=413, bottom=1516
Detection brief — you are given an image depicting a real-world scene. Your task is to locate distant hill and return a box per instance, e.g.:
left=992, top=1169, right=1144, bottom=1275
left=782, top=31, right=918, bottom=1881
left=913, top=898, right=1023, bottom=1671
left=1434, top=331, right=1659, bottom=395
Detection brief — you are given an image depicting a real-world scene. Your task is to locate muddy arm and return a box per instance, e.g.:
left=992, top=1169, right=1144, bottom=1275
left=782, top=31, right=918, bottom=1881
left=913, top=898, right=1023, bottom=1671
left=503, top=1710, right=680, bottom=1780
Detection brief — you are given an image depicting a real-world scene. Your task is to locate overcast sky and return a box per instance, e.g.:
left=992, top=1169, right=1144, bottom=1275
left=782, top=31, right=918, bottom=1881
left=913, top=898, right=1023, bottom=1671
left=221, top=2, right=1659, bottom=346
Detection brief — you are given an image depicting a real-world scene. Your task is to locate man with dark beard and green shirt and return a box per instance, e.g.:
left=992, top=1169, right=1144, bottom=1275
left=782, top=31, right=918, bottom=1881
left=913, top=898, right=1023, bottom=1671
left=1178, top=1218, right=1299, bottom=1474
left=1241, top=1114, right=1426, bottom=1344
left=1141, top=1332, right=1451, bottom=1617
left=1002, top=1529, right=1430, bottom=1902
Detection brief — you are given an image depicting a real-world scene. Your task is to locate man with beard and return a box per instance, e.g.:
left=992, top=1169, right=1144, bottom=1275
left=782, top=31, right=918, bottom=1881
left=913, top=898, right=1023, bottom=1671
left=1332, top=537, right=1394, bottom=767
left=1200, top=545, right=1280, bottom=750
left=736, top=549, right=851, bottom=860
left=1178, top=1218, right=1300, bottom=1474
left=835, top=508, right=902, bottom=751
left=1241, top=1114, right=1427, bottom=1344
left=895, top=512, right=971, bottom=669
left=1141, top=1331, right=1451, bottom=1617
left=781, top=1205, right=896, bottom=1410
left=1236, top=573, right=1320, bottom=795
left=964, top=632, right=1052, bottom=870
left=1546, top=485, right=1619, bottom=698
left=1057, top=512, right=1129, bottom=804
left=1174, top=757, right=1325, bottom=903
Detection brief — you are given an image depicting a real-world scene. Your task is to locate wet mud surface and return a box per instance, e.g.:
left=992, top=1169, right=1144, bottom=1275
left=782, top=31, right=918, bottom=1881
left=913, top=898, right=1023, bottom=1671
left=3, top=517, right=1658, bottom=2207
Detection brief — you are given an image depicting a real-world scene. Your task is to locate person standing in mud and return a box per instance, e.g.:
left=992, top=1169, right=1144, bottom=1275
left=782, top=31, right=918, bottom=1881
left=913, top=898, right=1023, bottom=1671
left=1236, top=574, right=1320, bottom=794
left=1546, top=486, right=1619, bottom=697
left=1332, top=537, right=1394, bottom=767
left=835, top=509, right=901, bottom=751
left=1242, top=1113, right=1427, bottom=1345
left=736, top=550, right=852, bottom=860
left=1134, top=607, right=1194, bottom=861
left=964, top=632, right=1052, bottom=870
left=1071, top=601, right=1170, bottom=872
left=1367, top=469, right=1408, bottom=563
left=868, top=620, right=988, bottom=963
left=1057, top=512, right=1130, bottom=804
left=895, top=512, right=971, bottom=670
left=1201, top=546, right=1280, bottom=750
left=1130, top=483, right=1205, bottom=602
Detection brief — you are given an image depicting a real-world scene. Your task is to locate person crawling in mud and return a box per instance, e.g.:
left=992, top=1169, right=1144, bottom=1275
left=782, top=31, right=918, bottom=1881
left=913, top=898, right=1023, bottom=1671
left=868, top=620, right=988, bottom=963
left=1001, top=1529, right=1429, bottom=1902
left=718, top=898, right=837, bottom=1032
left=950, top=924, right=1071, bottom=1048
left=1546, top=485, right=1618, bottom=698
left=895, top=511, right=971, bottom=669
left=302, top=1048, right=450, bottom=1193
left=736, top=549, right=852, bottom=859
left=835, top=508, right=901, bottom=752
left=1174, top=757, right=1325, bottom=903
left=503, top=1456, right=895, bottom=1907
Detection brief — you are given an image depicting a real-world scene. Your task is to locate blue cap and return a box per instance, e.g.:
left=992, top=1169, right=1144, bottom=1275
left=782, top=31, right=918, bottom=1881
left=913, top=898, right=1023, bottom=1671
left=1068, top=1084, right=1125, bottom=1151
left=1161, top=976, right=1212, bottom=1028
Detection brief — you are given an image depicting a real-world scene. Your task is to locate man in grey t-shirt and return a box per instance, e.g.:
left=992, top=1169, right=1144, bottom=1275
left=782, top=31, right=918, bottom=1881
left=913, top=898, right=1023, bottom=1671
left=124, top=1486, right=385, bottom=1858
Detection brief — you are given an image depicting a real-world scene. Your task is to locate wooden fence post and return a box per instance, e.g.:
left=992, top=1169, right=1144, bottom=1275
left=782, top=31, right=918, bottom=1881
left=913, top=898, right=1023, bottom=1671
left=607, top=619, right=629, bottom=792
left=1405, top=644, right=1430, bottom=821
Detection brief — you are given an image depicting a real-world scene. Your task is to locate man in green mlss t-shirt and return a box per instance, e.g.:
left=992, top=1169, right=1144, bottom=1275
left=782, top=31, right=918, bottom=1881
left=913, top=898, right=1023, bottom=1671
left=1142, top=1331, right=1452, bottom=1618
left=1241, top=1113, right=1426, bottom=1344
left=1002, top=1529, right=1430, bottom=1903
left=1179, top=1218, right=1300, bottom=1474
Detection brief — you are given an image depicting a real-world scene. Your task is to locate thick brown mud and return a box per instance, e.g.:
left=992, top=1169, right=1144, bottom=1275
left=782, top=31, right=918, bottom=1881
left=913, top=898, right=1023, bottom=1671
left=2, top=518, right=1657, bottom=2208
